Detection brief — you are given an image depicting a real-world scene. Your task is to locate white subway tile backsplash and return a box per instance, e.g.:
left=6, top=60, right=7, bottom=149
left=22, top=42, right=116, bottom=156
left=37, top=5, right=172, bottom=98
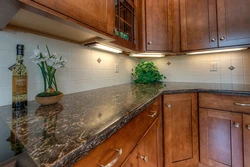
left=0, top=30, right=138, bottom=106
left=148, top=49, right=250, bottom=84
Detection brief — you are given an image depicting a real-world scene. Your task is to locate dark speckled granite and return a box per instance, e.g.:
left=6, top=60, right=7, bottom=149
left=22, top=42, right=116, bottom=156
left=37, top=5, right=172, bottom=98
left=1, top=82, right=250, bottom=167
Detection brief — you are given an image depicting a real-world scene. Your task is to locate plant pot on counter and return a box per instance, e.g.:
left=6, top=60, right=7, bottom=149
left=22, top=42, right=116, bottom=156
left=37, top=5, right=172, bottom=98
left=35, top=93, right=64, bottom=105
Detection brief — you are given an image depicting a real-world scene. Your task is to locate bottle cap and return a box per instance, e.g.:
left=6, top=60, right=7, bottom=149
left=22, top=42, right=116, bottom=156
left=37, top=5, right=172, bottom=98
left=16, top=44, right=24, bottom=56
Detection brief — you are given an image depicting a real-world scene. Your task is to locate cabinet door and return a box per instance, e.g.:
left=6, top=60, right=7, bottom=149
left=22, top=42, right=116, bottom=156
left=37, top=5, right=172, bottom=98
left=180, top=0, right=217, bottom=51
left=217, top=0, right=250, bottom=47
left=29, top=0, right=114, bottom=35
left=121, top=148, right=138, bottom=167
left=137, top=117, right=163, bottom=167
left=243, top=114, right=250, bottom=167
left=145, top=0, right=172, bottom=51
left=163, top=93, right=198, bottom=167
left=200, top=108, right=243, bottom=167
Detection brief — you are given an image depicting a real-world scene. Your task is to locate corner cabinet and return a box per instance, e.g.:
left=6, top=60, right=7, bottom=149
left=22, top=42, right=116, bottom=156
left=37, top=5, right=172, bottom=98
left=180, top=0, right=250, bottom=51
left=73, top=97, right=162, bottom=167
left=19, top=0, right=115, bottom=36
left=163, top=93, right=199, bottom=167
left=138, top=0, right=172, bottom=52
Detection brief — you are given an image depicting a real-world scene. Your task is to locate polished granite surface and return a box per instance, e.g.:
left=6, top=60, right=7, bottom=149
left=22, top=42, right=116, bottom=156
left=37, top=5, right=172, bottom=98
left=1, top=82, right=250, bottom=167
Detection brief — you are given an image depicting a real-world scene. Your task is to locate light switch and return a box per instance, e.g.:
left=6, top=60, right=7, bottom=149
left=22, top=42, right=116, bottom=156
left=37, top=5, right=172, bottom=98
left=210, top=62, right=218, bottom=71
left=114, top=64, right=119, bottom=73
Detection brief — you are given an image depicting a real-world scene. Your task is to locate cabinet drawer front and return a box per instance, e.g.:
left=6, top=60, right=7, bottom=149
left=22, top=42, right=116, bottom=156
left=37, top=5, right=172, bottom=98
left=199, top=93, right=250, bottom=113
left=73, top=97, right=161, bottom=167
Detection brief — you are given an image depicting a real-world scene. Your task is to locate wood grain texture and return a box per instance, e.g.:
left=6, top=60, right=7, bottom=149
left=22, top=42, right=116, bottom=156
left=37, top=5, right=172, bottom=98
left=137, top=118, right=159, bottom=167
left=217, top=0, right=250, bottom=47
left=199, top=108, right=243, bottom=167
left=243, top=114, right=250, bottom=167
left=199, top=93, right=250, bottom=114
left=180, top=0, right=218, bottom=51
left=138, top=0, right=172, bottom=52
left=121, top=147, right=138, bottom=167
left=73, top=97, right=161, bottom=167
left=163, top=93, right=199, bottom=167
left=19, top=0, right=114, bottom=36
left=145, top=0, right=172, bottom=51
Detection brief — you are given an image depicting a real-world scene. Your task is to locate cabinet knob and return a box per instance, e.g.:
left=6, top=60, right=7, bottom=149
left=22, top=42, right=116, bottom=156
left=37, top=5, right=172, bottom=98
left=247, top=125, right=250, bottom=130
left=220, top=37, right=225, bottom=41
left=148, top=41, right=152, bottom=45
left=234, top=122, right=240, bottom=128
left=139, top=155, right=148, bottom=163
left=211, top=38, right=216, bottom=42
left=166, top=104, right=171, bottom=108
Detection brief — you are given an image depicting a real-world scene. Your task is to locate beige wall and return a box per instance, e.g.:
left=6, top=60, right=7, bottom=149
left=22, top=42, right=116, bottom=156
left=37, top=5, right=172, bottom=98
left=147, top=49, right=250, bottom=84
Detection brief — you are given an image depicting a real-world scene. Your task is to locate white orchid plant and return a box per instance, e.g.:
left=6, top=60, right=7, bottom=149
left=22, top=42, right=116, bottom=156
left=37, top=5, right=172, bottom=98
left=30, top=45, right=67, bottom=96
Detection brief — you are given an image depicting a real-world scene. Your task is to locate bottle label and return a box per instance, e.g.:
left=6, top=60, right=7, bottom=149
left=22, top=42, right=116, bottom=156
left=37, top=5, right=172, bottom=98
left=12, top=76, right=27, bottom=101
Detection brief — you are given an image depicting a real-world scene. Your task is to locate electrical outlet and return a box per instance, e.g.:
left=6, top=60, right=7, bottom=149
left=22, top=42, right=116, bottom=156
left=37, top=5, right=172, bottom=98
left=114, top=64, right=119, bottom=73
left=210, top=62, right=218, bottom=71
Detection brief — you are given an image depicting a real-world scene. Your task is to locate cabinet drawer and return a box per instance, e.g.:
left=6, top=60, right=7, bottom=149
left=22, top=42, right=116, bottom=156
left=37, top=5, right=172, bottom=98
left=73, top=97, right=161, bottom=167
left=199, top=93, right=250, bottom=114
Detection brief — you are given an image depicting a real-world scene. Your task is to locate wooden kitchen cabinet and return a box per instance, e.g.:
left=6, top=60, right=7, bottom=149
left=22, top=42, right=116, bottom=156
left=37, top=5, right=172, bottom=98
left=199, top=108, right=243, bottom=167
left=122, top=117, right=163, bottom=167
left=180, top=0, right=217, bottom=51
left=138, top=0, right=172, bottom=52
left=180, top=0, right=250, bottom=51
left=163, top=93, right=199, bottom=167
left=73, top=97, right=162, bottom=167
left=19, top=0, right=114, bottom=36
left=243, top=114, right=250, bottom=167
left=217, top=0, right=250, bottom=47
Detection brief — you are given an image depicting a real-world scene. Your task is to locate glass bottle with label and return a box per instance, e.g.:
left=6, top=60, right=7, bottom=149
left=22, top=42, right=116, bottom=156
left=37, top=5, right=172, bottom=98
left=12, top=44, right=28, bottom=110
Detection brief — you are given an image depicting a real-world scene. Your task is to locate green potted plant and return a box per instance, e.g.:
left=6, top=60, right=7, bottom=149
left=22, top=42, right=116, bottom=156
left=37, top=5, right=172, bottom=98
left=131, top=60, right=166, bottom=84
left=30, top=45, right=67, bottom=105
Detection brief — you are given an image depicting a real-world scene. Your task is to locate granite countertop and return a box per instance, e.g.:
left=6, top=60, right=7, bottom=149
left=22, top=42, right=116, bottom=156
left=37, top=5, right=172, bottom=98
left=1, top=82, right=250, bottom=167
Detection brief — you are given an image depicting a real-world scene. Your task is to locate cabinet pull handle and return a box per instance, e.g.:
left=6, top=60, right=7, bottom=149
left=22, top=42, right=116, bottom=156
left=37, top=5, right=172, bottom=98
left=139, top=155, right=148, bottom=162
left=233, top=122, right=240, bottom=128
left=246, top=125, right=250, bottom=130
left=147, top=111, right=157, bottom=118
left=166, top=104, right=171, bottom=108
left=148, top=41, right=152, bottom=45
left=220, top=37, right=225, bottom=41
left=99, top=148, right=122, bottom=167
left=211, top=38, right=216, bottom=42
left=234, top=102, right=250, bottom=107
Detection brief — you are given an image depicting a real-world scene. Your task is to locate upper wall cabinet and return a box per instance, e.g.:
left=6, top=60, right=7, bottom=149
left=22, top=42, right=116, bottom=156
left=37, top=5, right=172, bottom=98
left=112, top=0, right=138, bottom=51
left=180, top=0, right=250, bottom=51
left=138, top=0, right=172, bottom=52
left=217, top=0, right=250, bottom=47
left=19, top=0, right=114, bottom=36
left=180, top=0, right=217, bottom=51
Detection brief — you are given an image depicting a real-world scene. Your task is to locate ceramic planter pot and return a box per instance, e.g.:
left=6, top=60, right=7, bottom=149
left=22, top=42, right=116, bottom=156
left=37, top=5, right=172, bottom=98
left=35, top=93, right=64, bottom=105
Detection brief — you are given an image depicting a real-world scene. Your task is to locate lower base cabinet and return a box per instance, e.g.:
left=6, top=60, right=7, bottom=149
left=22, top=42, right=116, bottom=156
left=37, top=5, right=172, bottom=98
left=122, top=117, right=163, bottom=167
left=163, top=93, right=199, bottom=167
left=73, top=97, right=162, bottom=167
left=199, top=108, right=243, bottom=167
left=243, top=114, right=250, bottom=167
left=199, top=93, right=250, bottom=167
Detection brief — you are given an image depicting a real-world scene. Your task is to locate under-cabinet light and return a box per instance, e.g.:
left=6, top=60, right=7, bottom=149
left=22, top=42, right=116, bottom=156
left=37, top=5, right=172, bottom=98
left=129, top=53, right=166, bottom=58
left=187, top=48, right=248, bottom=55
left=87, top=43, right=122, bottom=54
